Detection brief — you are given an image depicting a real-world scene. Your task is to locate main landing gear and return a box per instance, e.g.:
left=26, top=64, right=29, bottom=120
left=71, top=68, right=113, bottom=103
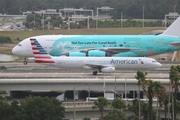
left=23, top=58, right=28, bottom=65
left=145, top=72, right=148, bottom=75
left=93, top=71, right=98, bottom=75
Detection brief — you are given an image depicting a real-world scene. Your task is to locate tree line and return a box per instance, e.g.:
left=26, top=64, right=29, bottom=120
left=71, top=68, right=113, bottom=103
left=0, top=96, right=65, bottom=120
left=0, top=0, right=179, bottom=19
left=25, top=13, right=164, bottom=30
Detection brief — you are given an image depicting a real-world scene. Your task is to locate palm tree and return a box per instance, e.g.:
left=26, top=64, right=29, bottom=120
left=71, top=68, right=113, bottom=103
left=92, top=97, right=110, bottom=118
left=162, top=92, right=169, bottom=120
left=153, top=81, right=167, bottom=120
left=142, top=80, right=166, bottom=120
left=128, top=99, right=149, bottom=120
left=83, top=117, right=91, bottom=120
left=128, top=99, right=139, bottom=116
left=111, top=97, right=126, bottom=110
left=135, top=71, right=147, bottom=120
left=169, top=65, right=180, bottom=120
left=102, top=109, right=126, bottom=120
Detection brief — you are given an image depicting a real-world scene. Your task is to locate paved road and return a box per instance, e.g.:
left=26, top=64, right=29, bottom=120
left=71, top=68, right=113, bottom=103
left=0, top=62, right=174, bottom=78
left=0, top=22, right=23, bottom=31
left=0, top=72, right=168, bottom=78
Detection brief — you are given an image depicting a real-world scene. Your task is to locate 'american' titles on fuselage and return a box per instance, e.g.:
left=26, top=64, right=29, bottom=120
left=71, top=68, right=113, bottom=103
left=110, top=59, right=138, bottom=64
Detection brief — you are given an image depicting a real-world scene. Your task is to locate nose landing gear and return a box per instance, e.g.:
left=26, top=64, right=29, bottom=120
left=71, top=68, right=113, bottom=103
left=23, top=58, right=28, bottom=65
left=93, top=71, right=98, bottom=75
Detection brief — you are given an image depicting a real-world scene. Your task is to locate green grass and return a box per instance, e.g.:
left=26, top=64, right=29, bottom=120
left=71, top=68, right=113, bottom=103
left=134, top=19, right=174, bottom=23
left=0, top=27, right=165, bottom=43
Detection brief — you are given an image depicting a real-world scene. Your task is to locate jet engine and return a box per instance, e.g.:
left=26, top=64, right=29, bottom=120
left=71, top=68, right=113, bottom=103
left=100, top=67, right=115, bottom=73
left=88, top=50, right=107, bottom=57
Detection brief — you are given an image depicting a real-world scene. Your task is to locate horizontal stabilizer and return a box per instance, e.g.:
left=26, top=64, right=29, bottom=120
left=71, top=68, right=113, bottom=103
left=170, top=41, right=180, bottom=48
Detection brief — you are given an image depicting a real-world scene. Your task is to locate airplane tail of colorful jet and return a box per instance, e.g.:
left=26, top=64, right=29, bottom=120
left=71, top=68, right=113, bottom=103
left=160, top=16, right=180, bottom=37
left=30, top=38, right=55, bottom=64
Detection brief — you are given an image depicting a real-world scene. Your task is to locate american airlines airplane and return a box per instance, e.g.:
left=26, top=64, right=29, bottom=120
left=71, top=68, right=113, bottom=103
left=29, top=38, right=162, bottom=75
left=12, top=16, right=180, bottom=65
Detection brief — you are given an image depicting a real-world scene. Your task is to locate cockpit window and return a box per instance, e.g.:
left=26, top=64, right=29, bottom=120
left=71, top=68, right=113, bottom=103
left=152, top=60, right=156, bottom=63
left=18, top=44, right=22, bottom=46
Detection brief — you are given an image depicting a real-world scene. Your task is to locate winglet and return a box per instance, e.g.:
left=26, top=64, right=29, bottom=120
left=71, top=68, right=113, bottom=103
left=30, top=38, right=55, bottom=64
left=160, top=16, right=180, bottom=37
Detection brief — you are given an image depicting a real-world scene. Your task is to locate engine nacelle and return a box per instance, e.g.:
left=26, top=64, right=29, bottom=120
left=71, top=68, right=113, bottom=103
left=28, top=57, right=35, bottom=62
left=69, top=52, right=87, bottom=56
left=100, top=67, right=115, bottom=73
left=88, top=50, right=107, bottom=57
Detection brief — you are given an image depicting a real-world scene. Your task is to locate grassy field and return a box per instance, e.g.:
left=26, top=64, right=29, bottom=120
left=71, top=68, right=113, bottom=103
left=0, top=27, right=165, bottom=43
left=0, top=27, right=166, bottom=55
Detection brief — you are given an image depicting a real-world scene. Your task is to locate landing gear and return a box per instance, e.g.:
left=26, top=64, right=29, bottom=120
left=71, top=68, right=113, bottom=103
left=145, top=72, right=148, bottom=75
left=23, top=58, right=28, bottom=65
left=93, top=71, right=98, bottom=75
left=23, top=61, right=27, bottom=65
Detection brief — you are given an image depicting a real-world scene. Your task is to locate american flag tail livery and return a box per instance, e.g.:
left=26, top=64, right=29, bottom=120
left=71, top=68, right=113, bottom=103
left=30, top=38, right=55, bottom=64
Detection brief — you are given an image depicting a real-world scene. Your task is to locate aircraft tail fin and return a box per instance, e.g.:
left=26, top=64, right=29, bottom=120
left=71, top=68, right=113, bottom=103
left=30, top=38, right=55, bottom=64
left=160, top=16, right=180, bottom=37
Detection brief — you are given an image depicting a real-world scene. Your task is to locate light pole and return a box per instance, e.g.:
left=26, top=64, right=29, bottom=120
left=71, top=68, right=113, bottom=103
left=52, top=4, right=60, bottom=9
left=143, top=5, right=145, bottom=28
left=0, top=7, right=1, bottom=14
left=31, top=14, right=35, bottom=30
left=32, top=6, right=37, bottom=11
left=7, top=6, right=14, bottom=15
left=96, top=13, right=98, bottom=28
left=42, top=5, right=48, bottom=10
left=43, top=11, right=45, bottom=30
left=138, top=81, right=141, bottom=120
left=174, top=5, right=176, bottom=20
left=73, top=87, right=76, bottom=120
left=20, top=6, right=26, bottom=15
left=87, top=16, right=90, bottom=29
left=96, top=6, right=114, bottom=28
left=83, top=4, right=95, bottom=18
left=121, top=12, right=123, bottom=28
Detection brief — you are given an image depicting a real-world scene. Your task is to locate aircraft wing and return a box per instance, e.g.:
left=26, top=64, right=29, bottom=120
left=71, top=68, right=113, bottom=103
left=85, top=63, right=111, bottom=69
left=99, top=47, right=137, bottom=54
left=80, top=47, right=141, bottom=56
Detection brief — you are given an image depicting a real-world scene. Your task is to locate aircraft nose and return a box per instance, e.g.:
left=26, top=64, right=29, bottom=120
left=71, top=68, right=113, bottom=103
left=12, top=46, right=20, bottom=56
left=157, top=62, right=162, bottom=67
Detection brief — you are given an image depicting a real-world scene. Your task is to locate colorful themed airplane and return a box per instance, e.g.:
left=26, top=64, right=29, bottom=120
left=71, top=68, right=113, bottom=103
left=12, top=16, right=180, bottom=65
left=29, top=38, right=162, bottom=75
